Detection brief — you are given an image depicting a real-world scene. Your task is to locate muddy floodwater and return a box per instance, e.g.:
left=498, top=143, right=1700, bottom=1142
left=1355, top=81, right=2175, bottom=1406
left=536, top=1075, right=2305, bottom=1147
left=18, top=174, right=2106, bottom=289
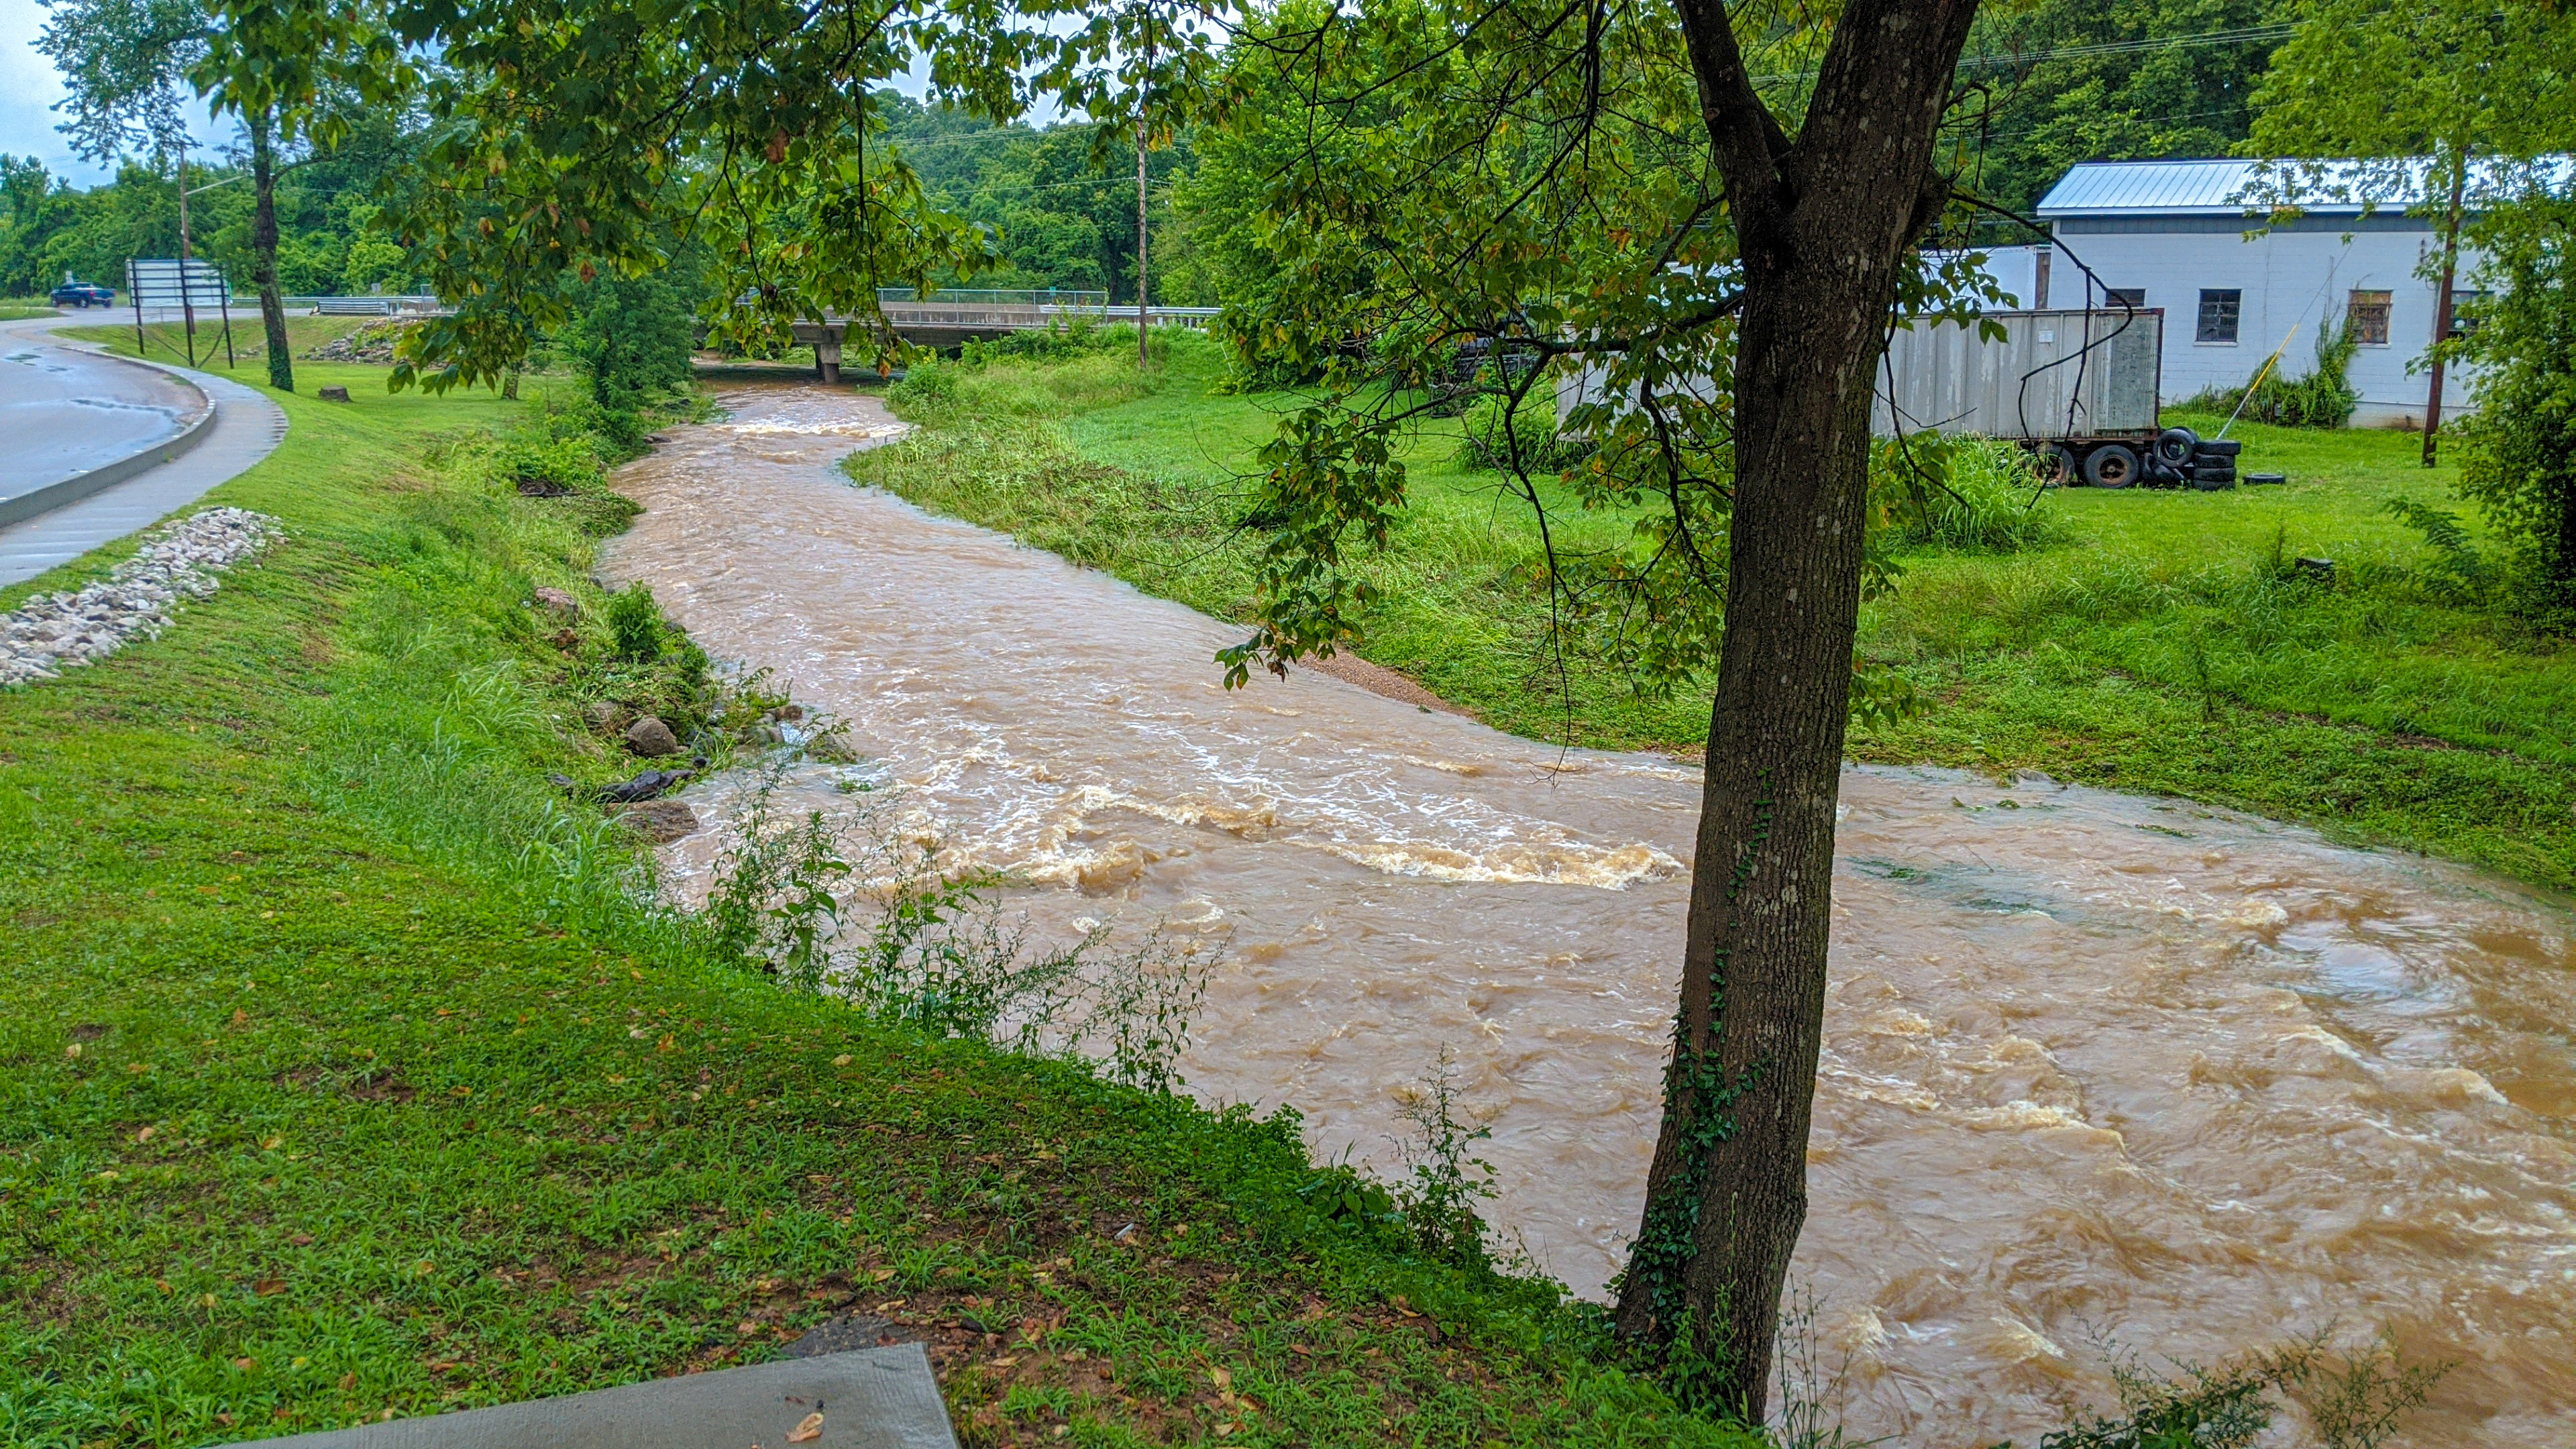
left=602, top=384, right=2576, bottom=1446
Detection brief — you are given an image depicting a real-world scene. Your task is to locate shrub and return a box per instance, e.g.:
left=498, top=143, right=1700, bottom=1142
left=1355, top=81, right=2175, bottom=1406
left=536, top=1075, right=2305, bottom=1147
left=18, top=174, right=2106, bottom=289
left=1454, top=394, right=1595, bottom=476
left=1873, top=434, right=2068, bottom=551
left=604, top=582, right=668, bottom=663
left=2188, top=320, right=2360, bottom=428
left=559, top=270, right=696, bottom=447
left=2451, top=195, right=2576, bottom=609
left=490, top=431, right=604, bottom=494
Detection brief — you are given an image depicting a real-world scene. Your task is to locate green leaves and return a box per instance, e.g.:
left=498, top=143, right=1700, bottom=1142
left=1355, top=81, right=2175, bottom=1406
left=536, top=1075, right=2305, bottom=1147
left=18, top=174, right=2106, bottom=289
left=1222, top=404, right=1410, bottom=685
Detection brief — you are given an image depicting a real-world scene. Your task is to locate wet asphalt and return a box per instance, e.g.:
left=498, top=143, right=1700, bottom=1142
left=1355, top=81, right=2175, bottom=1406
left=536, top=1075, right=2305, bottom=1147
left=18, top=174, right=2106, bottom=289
left=0, top=314, right=206, bottom=501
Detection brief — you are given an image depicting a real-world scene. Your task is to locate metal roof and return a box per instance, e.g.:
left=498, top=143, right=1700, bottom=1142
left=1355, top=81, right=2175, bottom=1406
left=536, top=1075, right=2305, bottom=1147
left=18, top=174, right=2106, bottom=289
left=2035, top=159, right=2392, bottom=217
left=2035, top=156, right=2572, bottom=219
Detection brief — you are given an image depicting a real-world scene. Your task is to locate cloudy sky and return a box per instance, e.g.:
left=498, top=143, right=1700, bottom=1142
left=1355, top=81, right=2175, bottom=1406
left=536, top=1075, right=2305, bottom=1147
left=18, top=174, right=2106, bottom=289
left=5, top=0, right=226, bottom=185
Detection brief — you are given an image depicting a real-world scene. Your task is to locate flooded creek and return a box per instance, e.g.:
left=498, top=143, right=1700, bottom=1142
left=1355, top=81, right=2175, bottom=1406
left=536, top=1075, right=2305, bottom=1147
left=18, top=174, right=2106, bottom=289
left=602, top=383, right=2576, bottom=1446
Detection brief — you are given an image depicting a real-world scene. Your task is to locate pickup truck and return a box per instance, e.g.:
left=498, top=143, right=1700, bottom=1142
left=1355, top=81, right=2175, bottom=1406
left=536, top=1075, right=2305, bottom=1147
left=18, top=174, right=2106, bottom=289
left=50, top=280, right=115, bottom=308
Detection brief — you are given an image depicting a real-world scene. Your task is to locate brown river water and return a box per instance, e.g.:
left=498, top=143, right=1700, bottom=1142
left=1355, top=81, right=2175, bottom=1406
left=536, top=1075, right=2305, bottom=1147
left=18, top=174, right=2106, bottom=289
left=602, top=382, right=2576, bottom=1446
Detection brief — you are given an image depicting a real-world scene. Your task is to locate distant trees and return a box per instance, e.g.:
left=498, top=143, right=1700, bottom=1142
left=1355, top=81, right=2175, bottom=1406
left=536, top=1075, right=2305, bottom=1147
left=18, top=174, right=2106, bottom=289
left=1963, top=0, right=2296, bottom=217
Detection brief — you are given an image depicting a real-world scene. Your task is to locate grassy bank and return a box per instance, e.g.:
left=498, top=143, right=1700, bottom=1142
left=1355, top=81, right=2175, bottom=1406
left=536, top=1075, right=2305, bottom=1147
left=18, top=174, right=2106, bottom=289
left=2, top=341, right=1765, bottom=1446
left=853, top=334, right=2576, bottom=891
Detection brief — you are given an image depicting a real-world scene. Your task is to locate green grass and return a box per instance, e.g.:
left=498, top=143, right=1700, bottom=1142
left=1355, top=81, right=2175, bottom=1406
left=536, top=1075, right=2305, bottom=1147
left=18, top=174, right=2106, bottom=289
left=3, top=341, right=1768, bottom=1447
left=855, top=340, right=2576, bottom=891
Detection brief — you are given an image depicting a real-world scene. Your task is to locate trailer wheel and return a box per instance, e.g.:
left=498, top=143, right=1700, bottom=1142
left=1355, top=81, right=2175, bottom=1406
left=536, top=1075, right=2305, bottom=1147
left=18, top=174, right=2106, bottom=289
left=2041, top=443, right=2080, bottom=486
left=2154, top=427, right=2200, bottom=468
left=2084, top=443, right=2141, bottom=489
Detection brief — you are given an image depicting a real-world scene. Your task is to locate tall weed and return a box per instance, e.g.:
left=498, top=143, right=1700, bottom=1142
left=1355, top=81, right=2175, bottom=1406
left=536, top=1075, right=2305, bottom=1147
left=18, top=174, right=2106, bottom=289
left=700, top=774, right=1216, bottom=1092
left=1874, top=435, right=2068, bottom=552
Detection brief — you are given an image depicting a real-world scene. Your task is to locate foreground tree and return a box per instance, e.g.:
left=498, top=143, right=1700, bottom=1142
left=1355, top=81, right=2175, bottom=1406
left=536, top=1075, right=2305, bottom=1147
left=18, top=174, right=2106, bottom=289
left=1199, top=0, right=1988, bottom=1415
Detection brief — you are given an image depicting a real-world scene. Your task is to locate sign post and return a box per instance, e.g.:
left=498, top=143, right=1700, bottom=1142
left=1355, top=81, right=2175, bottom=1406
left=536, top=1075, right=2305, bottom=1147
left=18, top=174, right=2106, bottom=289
left=123, top=260, right=235, bottom=367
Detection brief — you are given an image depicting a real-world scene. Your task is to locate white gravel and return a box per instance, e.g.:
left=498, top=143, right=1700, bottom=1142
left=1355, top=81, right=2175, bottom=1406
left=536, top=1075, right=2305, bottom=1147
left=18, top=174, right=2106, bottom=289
left=0, top=506, right=281, bottom=687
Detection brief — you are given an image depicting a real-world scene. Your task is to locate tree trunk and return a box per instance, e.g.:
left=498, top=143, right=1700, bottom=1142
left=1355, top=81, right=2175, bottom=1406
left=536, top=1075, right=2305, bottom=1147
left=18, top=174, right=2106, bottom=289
left=2422, top=156, right=2465, bottom=466
left=1611, top=0, right=1982, bottom=1419
left=250, top=111, right=294, bottom=394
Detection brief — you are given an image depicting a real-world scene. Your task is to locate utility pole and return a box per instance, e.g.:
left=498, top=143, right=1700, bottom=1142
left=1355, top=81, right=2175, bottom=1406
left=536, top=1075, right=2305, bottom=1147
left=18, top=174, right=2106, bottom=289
left=2421, top=155, right=2467, bottom=468
left=1135, top=14, right=1152, bottom=370
left=174, top=142, right=199, bottom=367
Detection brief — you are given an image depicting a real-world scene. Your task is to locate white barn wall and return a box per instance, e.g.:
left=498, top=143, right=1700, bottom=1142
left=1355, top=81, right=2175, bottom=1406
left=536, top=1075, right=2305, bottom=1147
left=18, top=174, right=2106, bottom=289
left=2049, top=219, right=2471, bottom=427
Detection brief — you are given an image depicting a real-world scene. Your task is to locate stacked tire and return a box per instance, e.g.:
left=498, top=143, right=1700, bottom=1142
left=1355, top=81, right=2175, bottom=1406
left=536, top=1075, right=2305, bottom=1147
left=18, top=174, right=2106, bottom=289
left=2149, top=427, right=2241, bottom=490
left=2188, top=437, right=2241, bottom=490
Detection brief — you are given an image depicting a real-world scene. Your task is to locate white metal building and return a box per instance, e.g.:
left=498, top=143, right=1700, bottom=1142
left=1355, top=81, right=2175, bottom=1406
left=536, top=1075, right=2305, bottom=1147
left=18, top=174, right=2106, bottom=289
left=1989, top=158, right=2477, bottom=428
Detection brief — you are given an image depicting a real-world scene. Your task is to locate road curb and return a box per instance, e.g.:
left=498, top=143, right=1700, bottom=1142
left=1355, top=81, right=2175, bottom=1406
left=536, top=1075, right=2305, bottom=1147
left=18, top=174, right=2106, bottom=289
left=0, top=385, right=216, bottom=531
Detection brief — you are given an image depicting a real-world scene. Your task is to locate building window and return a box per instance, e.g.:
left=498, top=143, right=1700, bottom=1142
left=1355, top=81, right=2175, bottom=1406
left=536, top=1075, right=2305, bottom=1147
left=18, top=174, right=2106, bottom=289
left=2447, top=288, right=2486, bottom=339
left=2196, top=288, right=2242, bottom=343
left=2102, top=286, right=2146, bottom=310
left=2349, top=289, right=2393, bottom=345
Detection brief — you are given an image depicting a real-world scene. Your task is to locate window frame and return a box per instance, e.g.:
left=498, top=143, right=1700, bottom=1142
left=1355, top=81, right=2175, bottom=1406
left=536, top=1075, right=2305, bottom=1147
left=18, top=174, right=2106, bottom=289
left=2348, top=288, right=2394, bottom=346
left=2195, top=288, right=2243, bottom=345
left=2100, top=286, right=2147, bottom=311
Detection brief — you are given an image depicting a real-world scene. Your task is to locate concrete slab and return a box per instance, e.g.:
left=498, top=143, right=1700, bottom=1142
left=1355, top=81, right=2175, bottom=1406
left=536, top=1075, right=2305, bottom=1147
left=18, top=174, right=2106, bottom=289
left=0, top=316, right=288, bottom=588
left=227, top=1345, right=958, bottom=1449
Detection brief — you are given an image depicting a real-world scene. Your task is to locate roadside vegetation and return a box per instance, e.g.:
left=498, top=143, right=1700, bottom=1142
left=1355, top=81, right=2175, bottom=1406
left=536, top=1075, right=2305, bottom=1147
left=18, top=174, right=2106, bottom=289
left=858, top=327, right=2576, bottom=892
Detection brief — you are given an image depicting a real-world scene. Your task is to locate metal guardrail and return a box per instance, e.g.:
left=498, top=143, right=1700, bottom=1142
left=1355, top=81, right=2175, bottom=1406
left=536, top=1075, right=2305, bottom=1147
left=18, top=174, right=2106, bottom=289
left=877, top=286, right=1108, bottom=307
left=280, top=295, right=445, bottom=316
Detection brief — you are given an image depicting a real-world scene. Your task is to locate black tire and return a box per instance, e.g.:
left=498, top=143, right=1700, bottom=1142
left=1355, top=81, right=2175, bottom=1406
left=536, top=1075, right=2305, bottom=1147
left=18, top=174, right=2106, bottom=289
left=2190, top=464, right=2238, bottom=482
left=2042, top=443, right=2080, bottom=486
left=2189, top=474, right=2235, bottom=492
left=2194, top=438, right=2243, bottom=458
left=2084, top=443, right=2142, bottom=489
left=2154, top=427, right=2200, bottom=468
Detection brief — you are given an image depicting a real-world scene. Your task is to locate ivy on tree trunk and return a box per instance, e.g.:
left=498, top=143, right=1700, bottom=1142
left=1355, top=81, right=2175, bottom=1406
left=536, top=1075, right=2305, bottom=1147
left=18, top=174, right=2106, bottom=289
left=249, top=110, right=293, bottom=394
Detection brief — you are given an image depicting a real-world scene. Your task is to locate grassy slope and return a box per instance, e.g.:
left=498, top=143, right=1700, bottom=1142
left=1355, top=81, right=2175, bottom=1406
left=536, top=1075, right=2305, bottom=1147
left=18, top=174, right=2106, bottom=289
left=2, top=342, right=1760, bottom=1448
left=855, top=339, right=2576, bottom=891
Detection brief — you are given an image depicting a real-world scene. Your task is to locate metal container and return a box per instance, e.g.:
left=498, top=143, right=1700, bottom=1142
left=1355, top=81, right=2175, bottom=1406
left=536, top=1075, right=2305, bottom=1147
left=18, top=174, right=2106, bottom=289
left=1556, top=307, right=2163, bottom=445
left=1871, top=307, right=2162, bottom=441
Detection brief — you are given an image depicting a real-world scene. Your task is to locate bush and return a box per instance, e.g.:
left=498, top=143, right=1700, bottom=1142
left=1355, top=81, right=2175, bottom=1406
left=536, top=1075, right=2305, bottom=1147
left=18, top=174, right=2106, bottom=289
left=1454, top=394, right=1595, bottom=475
left=1873, top=434, right=2068, bottom=551
left=490, top=431, right=604, bottom=494
left=604, top=582, right=669, bottom=663
left=2187, top=320, right=2360, bottom=428
left=2451, top=195, right=2576, bottom=609
left=559, top=270, right=696, bottom=447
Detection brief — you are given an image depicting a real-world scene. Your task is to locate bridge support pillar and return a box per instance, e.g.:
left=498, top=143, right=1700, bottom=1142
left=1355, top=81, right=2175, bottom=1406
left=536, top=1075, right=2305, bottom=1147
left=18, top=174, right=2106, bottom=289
left=814, top=339, right=843, bottom=384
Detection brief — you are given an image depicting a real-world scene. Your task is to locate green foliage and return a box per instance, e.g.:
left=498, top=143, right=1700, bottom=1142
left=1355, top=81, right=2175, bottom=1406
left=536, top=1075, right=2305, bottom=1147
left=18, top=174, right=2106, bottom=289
left=1390, top=1051, right=1499, bottom=1272
left=2189, top=321, right=2359, bottom=428
left=2031, top=1334, right=2443, bottom=1449
left=559, top=270, right=696, bottom=446
left=1454, top=395, right=1595, bottom=476
left=603, top=582, right=669, bottom=663
left=1960, top=0, right=2296, bottom=221
left=885, top=324, right=1193, bottom=424
left=2382, top=497, right=2494, bottom=601
left=490, top=429, right=605, bottom=493
left=1874, top=435, right=2068, bottom=552
left=2451, top=195, right=2576, bottom=606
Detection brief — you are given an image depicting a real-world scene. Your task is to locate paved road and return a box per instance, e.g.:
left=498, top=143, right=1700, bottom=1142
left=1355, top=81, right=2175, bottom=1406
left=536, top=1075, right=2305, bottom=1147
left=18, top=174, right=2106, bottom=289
left=0, top=314, right=288, bottom=587
left=0, top=315, right=206, bottom=504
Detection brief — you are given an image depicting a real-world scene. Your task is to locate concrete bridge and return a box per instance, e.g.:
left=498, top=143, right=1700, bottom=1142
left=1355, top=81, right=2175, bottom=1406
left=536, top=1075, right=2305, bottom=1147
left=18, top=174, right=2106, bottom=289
left=791, top=289, right=1220, bottom=381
